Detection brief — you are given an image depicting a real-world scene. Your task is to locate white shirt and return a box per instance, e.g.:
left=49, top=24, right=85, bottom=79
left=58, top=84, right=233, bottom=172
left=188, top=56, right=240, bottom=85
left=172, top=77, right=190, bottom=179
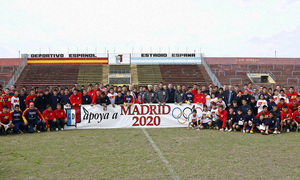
left=273, top=95, right=280, bottom=104
left=211, top=108, right=219, bottom=121
left=256, top=100, right=268, bottom=114
left=107, top=93, right=118, bottom=104
left=201, top=110, right=212, bottom=123
left=216, top=100, right=226, bottom=108
left=205, top=95, right=211, bottom=109
left=189, top=114, right=200, bottom=123
left=11, top=96, right=20, bottom=109
left=279, top=95, right=289, bottom=104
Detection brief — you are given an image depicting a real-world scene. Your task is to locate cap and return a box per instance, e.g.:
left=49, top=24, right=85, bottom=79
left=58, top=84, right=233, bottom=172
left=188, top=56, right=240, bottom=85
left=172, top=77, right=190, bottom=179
left=38, top=90, right=44, bottom=93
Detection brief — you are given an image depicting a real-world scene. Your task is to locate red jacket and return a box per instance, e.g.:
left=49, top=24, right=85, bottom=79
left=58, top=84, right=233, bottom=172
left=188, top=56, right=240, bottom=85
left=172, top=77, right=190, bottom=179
left=288, top=102, right=298, bottom=112
left=25, top=94, right=37, bottom=106
left=3, top=95, right=12, bottom=109
left=218, top=110, right=228, bottom=129
left=87, top=90, right=96, bottom=100
left=292, top=110, right=300, bottom=122
left=70, top=94, right=82, bottom=106
left=256, top=111, right=269, bottom=119
left=42, top=110, right=55, bottom=121
left=286, top=92, right=298, bottom=102
left=280, top=109, right=293, bottom=121
left=194, top=93, right=206, bottom=104
left=0, top=111, right=12, bottom=123
left=135, top=98, right=144, bottom=104
left=276, top=102, right=287, bottom=110
left=54, top=109, right=67, bottom=119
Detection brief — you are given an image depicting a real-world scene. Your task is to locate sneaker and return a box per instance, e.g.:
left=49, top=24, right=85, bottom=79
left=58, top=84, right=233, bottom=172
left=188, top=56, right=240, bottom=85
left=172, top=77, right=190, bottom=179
left=18, top=130, right=24, bottom=134
left=274, top=131, right=277, bottom=135
left=296, top=128, right=298, bottom=132
left=277, top=131, right=281, bottom=134
left=61, top=128, right=64, bottom=131
left=286, top=129, right=290, bottom=133
left=265, top=131, right=268, bottom=135
left=228, top=129, right=232, bottom=132
left=220, top=128, right=223, bottom=131
left=33, top=127, right=37, bottom=132
left=196, top=129, right=200, bottom=131
left=243, top=129, right=246, bottom=133
left=55, top=128, right=58, bottom=131
left=234, top=129, right=236, bottom=132
left=37, top=130, right=41, bottom=133
left=250, top=130, right=253, bottom=134
left=261, top=130, right=264, bottom=134
left=225, top=127, right=228, bottom=131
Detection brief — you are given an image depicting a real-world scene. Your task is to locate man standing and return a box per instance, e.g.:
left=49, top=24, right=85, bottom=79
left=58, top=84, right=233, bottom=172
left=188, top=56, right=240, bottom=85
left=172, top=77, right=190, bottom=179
left=156, top=83, right=169, bottom=105
left=167, top=84, right=175, bottom=103
left=70, top=89, right=82, bottom=123
left=225, top=85, right=236, bottom=108
left=144, top=85, right=156, bottom=104
left=174, top=85, right=186, bottom=105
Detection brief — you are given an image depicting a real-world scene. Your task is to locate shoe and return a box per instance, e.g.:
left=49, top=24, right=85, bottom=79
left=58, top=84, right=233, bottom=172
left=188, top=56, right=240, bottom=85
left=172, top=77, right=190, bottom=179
left=18, top=130, right=24, bottom=134
left=196, top=129, right=200, bottom=131
left=220, top=129, right=223, bottom=131
left=243, top=129, right=246, bottom=133
left=61, top=128, right=64, bottom=131
left=274, top=131, right=277, bottom=135
left=261, top=130, right=264, bottom=134
left=286, top=129, right=290, bottom=133
left=228, top=129, right=232, bottom=132
left=33, top=127, right=37, bottom=132
left=55, top=128, right=58, bottom=131
left=277, top=131, right=281, bottom=134
left=296, top=128, right=298, bottom=132
left=37, top=130, right=41, bottom=133
left=265, top=131, right=268, bottom=135
left=225, top=127, right=228, bottom=131
left=250, top=130, right=253, bottom=134
left=234, top=129, right=236, bottom=132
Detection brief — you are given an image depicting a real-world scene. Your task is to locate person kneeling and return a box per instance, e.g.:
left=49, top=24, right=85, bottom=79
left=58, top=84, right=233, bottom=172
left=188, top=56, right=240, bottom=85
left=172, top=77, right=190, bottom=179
left=43, top=105, right=56, bottom=131
left=200, top=105, right=212, bottom=129
left=188, top=109, right=200, bottom=130
left=54, top=103, right=67, bottom=130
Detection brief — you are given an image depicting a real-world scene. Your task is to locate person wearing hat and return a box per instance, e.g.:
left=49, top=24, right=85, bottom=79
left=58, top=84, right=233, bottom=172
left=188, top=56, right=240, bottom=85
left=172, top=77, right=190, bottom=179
left=35, top=89, right=45, bottom=113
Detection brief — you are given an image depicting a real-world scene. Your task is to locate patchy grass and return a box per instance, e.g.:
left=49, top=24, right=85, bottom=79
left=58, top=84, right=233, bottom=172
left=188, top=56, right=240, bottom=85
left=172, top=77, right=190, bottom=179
left=1, top=128, right=300, bottom=179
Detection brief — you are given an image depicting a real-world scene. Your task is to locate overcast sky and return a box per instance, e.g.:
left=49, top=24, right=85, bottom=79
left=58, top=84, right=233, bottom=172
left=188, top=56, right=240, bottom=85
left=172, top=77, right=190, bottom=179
left=0, top=0, right=299, bottom=58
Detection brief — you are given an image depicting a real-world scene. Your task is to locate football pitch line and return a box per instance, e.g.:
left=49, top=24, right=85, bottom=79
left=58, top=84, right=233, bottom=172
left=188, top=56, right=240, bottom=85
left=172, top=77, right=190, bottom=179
left=142, top=128, right=180, bottom=180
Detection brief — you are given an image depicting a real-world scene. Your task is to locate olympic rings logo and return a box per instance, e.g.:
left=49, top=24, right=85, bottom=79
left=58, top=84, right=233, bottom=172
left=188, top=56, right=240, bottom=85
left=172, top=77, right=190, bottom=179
left=172, top=105, right=203, bottom=124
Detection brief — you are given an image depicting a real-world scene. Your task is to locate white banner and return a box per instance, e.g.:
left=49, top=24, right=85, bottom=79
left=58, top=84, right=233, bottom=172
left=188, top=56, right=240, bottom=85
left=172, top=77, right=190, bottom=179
left=76, top=104, right=203, bottom=129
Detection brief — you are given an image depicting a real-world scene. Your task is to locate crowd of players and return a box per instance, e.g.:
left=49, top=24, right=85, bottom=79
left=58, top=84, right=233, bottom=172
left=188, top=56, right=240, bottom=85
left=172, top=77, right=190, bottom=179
left=0, top=82, right=299, bottom=135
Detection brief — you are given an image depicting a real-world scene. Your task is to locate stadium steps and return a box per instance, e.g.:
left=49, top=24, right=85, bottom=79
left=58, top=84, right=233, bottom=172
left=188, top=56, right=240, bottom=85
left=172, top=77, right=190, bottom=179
left=108, top=65, right=132, bottom=85
left=159, top=65, right=209, bottom=86
left=136, top=65, right=163, bottom=86
left=130, top=65, right=138, bottom=85
left=77, top=65, right=104, bottom=87
left=16, top=65, right=80, bottom=89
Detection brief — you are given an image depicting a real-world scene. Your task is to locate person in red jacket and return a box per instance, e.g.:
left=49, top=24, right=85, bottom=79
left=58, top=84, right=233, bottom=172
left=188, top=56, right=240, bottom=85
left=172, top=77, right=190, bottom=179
left=218, top=105, right=228, bottom=131
left=194, top=89, right=206, bottom=105
left=42, top=104, right=56, bottom=131
left=3, top=88, right=13, bottom=111
left=288, top=100, right=298, bottom=112
left=256, top=105, right=269, bottom=119
left=25, top=89, right=37, bottom=108
left=276, top=98, right=288, bottom=111
left=286, top=86, right=298, bottom=102
left=280, top=105, right=293, bottom=133
left=54, top=103, right=67, bottom=130
left=135, top=94, right=144, bottom=104
left=91, top=90, right=101, bottom=105
left=70, top=89, right=82, bottom=123
left=292, top=104, right=300, bottom=132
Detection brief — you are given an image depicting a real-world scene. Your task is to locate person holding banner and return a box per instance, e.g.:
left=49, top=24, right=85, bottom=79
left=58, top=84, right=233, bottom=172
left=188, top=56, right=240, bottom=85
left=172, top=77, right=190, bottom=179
left=115, top=91, right=124, bottom=105
left=174, top=85, right=186, bottom=105
left=70, top=89, right=82, bottom=123
left=124, top=91, right=134, bottom=106
left=99, top=92, right=111, bottom=106
left=135, top=94, right=144, bottom=104
left=144, top=85, right=156, bottom=104
left=156, top=83, right=169, bottom=105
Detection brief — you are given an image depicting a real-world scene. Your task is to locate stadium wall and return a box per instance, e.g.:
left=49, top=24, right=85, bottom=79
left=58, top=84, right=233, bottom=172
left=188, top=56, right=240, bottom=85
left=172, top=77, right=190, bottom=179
left=205, top=57, right=300, bottom=65
left=27, top=58, right=108, bottom=65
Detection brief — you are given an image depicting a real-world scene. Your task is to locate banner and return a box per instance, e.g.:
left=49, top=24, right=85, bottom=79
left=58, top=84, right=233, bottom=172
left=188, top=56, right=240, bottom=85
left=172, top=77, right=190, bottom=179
left=130, top=53, right=201, bottom=64
left=76, top=104, right=203, bottom=129
left=66, top=109, right=76, bottom=126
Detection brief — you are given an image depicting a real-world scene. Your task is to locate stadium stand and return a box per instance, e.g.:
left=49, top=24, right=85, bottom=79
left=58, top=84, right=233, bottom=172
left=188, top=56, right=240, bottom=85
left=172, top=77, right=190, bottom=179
left=77, top=65, right=105, bottom=87
left=16, top=65, right=80, bottom=88
left=159, top=65, right=210, bottom=86
left=137, top=65, right=163, bottom=86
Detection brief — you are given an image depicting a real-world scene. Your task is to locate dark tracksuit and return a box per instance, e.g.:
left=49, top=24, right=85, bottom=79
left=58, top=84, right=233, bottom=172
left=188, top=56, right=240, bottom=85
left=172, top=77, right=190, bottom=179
left=174, top=90, right=186, bottom=103
left=82, top=95, right=92, bottom=105
left=22, top=108, right=45, bottom=133
left=35, top=96, right=46, bottom=113
left=167, top=89, right=175, bottom=103
left=144, top=91, right=156, bottom=103
left=50, top=95, right=61, bottom=110
left=11, top=110, right=25, bottom=132
left=155, top=89, right=169, bottom=103
left=115, top=95, right=124, bottom=105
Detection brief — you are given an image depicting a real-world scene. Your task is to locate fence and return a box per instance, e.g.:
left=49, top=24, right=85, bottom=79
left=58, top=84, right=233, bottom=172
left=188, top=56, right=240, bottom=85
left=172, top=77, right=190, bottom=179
left=201, top=54, right=222, bottom=87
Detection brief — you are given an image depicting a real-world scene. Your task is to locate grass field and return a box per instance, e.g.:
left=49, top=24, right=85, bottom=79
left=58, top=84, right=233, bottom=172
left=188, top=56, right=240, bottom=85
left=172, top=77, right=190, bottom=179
left=1, top=128, right=300, bottom=179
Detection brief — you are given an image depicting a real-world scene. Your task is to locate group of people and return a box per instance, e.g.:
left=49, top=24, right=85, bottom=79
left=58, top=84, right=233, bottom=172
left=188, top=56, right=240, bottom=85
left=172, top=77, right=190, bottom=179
left=0, top=82, right=299, bottom=135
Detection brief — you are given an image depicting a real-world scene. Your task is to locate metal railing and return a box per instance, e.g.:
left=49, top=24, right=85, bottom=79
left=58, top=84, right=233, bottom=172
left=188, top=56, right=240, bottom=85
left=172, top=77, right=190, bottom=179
left=108, top=70, right=131, bottom=74
left=201, top=54, right=222, bottom=87
left=4, top=58, right=27, bottom=89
